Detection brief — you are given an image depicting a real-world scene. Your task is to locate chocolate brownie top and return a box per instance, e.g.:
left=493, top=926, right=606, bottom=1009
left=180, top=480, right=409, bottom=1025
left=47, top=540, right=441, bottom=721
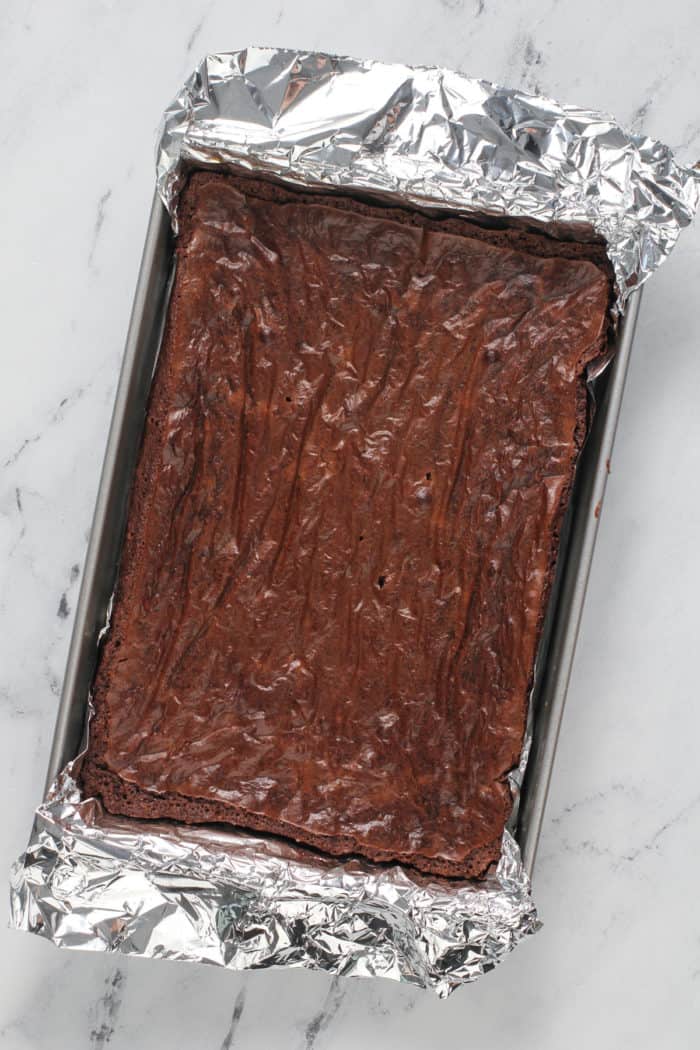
left=83, top=172, right=611, bottom=877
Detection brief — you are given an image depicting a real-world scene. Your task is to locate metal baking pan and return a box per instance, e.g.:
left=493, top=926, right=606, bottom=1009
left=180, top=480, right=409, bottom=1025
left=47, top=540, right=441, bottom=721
left=44, top=189, right=642, bottom=880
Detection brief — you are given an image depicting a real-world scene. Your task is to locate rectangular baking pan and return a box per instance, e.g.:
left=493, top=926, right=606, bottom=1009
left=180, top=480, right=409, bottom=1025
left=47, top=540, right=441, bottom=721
left=44, top=190, right=642, bottom=879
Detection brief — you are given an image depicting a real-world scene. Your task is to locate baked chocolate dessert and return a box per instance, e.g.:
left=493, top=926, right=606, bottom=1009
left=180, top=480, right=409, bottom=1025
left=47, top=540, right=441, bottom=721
left=82, top=172, right=611, bottom=878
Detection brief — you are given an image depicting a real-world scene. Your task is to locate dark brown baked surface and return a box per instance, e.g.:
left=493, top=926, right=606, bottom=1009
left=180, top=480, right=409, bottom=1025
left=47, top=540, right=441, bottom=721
left=82, top=171, right=611, bottom=878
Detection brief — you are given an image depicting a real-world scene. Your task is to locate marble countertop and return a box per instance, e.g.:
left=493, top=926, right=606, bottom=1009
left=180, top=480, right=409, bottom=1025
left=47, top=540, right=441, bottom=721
left=2, top=1, right=699, bottom=1045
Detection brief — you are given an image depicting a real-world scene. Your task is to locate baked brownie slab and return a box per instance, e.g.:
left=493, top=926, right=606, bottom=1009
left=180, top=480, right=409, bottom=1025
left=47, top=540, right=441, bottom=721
left=83, top=172, right=611, bottom=878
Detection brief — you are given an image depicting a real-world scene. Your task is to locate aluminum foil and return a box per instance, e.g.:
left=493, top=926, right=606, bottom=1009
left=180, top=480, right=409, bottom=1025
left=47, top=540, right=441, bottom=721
left=12, top=759, right=538, bottom=998
left=157, top=48, right=699, bottom=310
left=11, top=48, right=698, bottom=996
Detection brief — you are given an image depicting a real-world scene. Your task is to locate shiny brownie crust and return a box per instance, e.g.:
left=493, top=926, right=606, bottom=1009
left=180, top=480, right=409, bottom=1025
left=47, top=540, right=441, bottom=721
left=82, top=172, right=612, bottom=877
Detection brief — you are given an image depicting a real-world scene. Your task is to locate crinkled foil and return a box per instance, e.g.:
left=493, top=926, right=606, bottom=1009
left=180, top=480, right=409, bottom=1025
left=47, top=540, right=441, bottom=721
left=11, top=48, right=698, bottom=996
left=157, top=48, right=699, bottom=310
left=12, top=759, right=537, bottom=998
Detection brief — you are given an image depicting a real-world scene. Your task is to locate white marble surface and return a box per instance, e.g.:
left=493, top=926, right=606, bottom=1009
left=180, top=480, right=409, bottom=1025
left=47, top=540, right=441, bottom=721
left=2, top=1, right=700, bottom=1045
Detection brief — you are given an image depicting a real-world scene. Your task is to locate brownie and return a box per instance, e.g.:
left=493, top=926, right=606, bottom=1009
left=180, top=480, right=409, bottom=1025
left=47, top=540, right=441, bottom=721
left=82, top=171, right=611, bottom=878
